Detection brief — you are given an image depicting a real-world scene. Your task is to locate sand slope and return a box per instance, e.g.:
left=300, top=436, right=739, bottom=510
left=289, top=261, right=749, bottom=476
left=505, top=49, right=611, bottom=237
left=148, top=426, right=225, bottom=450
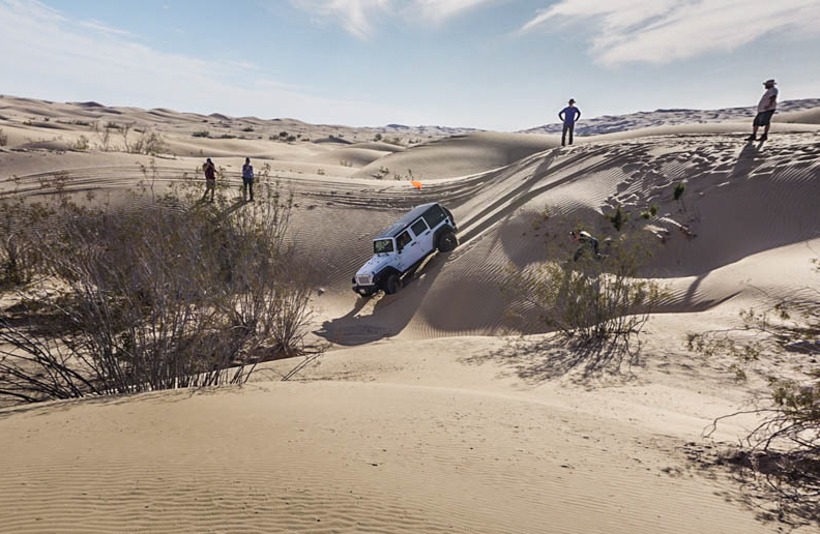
left=0, top=362, right=782, bottom=534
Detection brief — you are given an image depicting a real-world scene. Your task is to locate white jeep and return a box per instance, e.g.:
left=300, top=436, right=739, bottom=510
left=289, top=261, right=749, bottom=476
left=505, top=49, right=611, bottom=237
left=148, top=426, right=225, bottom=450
left=352, top=202, right=458, bottom=296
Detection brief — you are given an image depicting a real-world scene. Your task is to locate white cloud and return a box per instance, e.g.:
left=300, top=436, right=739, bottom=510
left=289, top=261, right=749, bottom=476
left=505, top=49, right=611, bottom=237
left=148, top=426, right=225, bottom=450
left=291, top=0, right=499, bottom=38
left=290, top=0, right=391, bottom=39
left=521, top=0, right=820, bottom=65
left=412, top=0, right=497, bottom=25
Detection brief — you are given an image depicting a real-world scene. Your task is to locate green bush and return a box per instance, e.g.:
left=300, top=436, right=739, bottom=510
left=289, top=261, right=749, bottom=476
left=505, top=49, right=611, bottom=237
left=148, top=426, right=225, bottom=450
left=192, top=130, right=211, bottom=138
left=606, top=206, right=627, bottom=231
left=673, top=182, right=685, bottom=201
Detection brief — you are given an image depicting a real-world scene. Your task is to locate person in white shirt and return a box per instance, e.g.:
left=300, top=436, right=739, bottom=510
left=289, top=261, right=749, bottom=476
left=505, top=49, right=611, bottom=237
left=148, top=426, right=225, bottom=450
left=749, top=79, right=778, bottom=142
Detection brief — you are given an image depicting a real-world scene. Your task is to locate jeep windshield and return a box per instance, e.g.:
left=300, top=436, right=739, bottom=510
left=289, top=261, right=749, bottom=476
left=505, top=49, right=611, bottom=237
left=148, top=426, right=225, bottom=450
left=373, top=238, right=395, bottom=254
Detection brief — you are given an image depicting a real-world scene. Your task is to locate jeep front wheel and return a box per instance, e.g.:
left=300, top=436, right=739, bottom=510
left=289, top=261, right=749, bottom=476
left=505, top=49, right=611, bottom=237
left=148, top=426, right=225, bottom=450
left=437, top=230, right=458, bottom=253
left=384, top=273, right=401, bottom=295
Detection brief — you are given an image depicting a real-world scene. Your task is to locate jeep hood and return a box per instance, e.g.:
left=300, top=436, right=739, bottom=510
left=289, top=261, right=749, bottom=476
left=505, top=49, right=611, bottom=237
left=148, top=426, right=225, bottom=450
left=355, top=254, right=394, bottom=280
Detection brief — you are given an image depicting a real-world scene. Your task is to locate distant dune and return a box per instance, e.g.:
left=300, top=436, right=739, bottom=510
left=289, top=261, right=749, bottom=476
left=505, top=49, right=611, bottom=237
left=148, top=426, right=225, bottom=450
left=523, top=98, right=820, bottom=135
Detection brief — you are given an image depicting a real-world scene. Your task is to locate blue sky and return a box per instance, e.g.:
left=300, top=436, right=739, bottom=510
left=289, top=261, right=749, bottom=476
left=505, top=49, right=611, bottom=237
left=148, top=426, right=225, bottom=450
left=2, top=0, right=819, bottom=130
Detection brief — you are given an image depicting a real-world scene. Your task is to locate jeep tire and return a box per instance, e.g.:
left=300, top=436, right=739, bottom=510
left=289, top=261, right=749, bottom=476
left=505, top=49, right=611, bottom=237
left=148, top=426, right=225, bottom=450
left=437, top=230, right=458, bottom=253
left=384, top=273, right=401, bottom=295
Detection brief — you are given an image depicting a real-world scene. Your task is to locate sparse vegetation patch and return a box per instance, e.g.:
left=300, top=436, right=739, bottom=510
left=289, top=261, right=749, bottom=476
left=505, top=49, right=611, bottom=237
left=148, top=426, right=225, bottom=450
left=0, top=176, right=320, bottom=403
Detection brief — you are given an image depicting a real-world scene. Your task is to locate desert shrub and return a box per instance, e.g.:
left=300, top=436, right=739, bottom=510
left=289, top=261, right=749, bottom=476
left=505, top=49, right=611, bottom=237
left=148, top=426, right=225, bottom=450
left=93, top=121, right=116, bottom=151
left=673, top=182, right=685, bottom=200
left=192, top=130, right=211, bottom=138
left=129, top=129, right=165, bottom=155
left=640, top=204, right=659, bottom=219
left=0, top=128, right=7, bottom=146
left=0, top=198, right=52, bottom=287
left=606, top=206, right=628, bottom=231
left=510, top=233, right=663, bottom=353
left=691, top=266, right=819, bottom=520
left=72, top=135, right=90, bottom=151
left=0, top=181, right=318, bottom=403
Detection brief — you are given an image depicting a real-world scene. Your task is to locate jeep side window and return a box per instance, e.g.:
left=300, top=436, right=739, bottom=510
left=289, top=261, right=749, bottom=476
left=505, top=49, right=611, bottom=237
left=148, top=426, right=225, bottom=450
left=422, top=205, right=445, bottom=228
left=374, top=238, right=394, bottom=254
left=396, top=231, right=412, bottom=252
left=410, top=219, right=428, bottom=236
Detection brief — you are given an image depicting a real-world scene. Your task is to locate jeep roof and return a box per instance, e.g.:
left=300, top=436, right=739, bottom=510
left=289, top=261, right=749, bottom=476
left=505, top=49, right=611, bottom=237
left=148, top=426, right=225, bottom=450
left=374, top=203, right=451, bottom=240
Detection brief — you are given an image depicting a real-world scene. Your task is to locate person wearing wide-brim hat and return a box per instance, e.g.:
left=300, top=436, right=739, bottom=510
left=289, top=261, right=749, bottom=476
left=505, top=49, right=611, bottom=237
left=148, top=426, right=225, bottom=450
left=749, top=79, right=778, bottom=142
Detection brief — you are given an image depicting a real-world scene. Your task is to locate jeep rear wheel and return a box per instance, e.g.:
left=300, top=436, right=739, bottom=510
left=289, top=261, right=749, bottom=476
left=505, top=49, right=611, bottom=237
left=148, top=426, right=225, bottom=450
left=384, top=273, right=401, bottom=295
left=437, top=230, right=458, bottom=253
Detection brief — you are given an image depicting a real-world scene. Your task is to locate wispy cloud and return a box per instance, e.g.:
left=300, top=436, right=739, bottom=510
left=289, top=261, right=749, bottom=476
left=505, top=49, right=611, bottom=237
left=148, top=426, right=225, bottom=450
left=291, top=0, right=499, bottom=38
left=78, top=18, right=133, bottom=37
left=412, top=0, right=497, bottom=25
left=290, top=0, right=391, bottom=40
left=521, top=0, right=820, bottom=65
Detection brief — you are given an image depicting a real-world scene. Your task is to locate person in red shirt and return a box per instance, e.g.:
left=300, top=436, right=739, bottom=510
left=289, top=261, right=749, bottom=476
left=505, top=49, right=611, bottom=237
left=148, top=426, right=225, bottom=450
left=202, top=157, right=217, bottom=202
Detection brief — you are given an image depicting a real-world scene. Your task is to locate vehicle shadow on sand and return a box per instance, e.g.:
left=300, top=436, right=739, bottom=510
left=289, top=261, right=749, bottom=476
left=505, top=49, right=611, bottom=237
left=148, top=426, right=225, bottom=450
left=315, top=252, right=450, bottom=346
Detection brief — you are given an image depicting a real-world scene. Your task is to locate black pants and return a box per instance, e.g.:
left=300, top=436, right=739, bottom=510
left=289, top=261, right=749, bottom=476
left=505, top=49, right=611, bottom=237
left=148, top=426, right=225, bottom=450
left=562, top=123, right=575, bottom=146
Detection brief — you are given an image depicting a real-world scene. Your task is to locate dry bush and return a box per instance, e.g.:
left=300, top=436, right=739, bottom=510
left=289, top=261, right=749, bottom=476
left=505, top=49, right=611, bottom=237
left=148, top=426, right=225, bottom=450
left=129, top=129, right=166, bottom=155
left=509, top=232, right=664, bottom=363
left=691, top=270, right=819, bottom=520
left=0, top=180, right=318, bottom=403
left=0, top=197, right=52, bottom=288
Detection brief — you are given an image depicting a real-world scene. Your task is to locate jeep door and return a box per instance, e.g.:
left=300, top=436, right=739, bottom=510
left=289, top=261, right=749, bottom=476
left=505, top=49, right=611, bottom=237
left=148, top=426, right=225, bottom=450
left=394, top=228, right=422, bottom=268
left=409, top=218, right=434, bottom=258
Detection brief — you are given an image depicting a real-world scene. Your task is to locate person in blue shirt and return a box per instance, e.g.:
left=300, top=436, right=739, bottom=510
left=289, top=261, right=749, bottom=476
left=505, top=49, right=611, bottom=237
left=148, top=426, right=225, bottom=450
left=558, top=99, right=581, bottom=146
left=242, top=157, right=254, bottom=202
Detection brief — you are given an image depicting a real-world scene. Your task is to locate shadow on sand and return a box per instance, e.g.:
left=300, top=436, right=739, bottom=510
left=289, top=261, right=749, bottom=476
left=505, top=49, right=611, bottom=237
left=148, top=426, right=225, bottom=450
left=461, top=335, right=642, bottom=385
left=316, top=252, right=450, bottom=346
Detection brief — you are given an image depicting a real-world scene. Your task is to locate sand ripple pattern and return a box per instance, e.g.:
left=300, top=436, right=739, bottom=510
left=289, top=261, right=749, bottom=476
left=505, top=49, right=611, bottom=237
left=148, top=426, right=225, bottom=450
left=0, top=383, right=775, bottom=534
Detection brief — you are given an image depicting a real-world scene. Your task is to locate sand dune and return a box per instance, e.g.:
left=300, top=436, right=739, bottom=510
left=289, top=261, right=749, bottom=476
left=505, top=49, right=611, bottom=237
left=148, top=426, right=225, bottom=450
left=1, top=95, right=819, bottom=533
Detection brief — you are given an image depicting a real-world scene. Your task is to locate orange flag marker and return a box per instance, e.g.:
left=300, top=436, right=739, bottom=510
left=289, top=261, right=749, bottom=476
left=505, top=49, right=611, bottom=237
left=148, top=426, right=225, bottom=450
left=411, top=180, right=423, bottom=190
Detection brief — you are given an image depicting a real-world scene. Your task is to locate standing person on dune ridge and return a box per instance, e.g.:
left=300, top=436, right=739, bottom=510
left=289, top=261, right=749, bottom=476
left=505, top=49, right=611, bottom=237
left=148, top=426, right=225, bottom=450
left=559, top=98, right=582, bottom=147
left=748, top=79, right=778, bottom=142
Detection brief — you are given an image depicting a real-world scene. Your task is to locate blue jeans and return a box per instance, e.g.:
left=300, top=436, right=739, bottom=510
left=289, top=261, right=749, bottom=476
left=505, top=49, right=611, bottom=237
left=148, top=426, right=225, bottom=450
left=562, top=123, right=575, bottom=146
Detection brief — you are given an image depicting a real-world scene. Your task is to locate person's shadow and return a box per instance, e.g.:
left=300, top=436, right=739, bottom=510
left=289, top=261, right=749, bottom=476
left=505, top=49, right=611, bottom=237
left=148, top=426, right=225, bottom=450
left=730, top=139, right=765, bottom=180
